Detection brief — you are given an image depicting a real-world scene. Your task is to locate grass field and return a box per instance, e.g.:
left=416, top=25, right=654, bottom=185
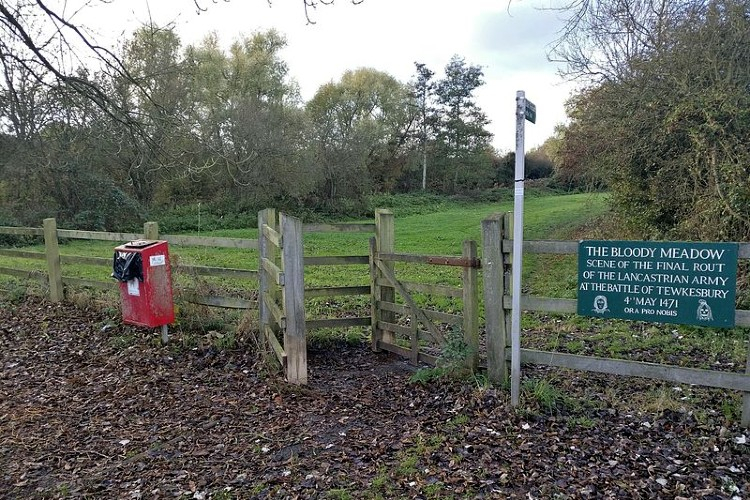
left=0, top=190, right=608, bottom=342
left=0, top=191, right=609, bottom=287
left=2, top=190, right=749, bottom=419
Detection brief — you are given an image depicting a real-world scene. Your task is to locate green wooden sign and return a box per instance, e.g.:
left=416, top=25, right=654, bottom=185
left=524, top=100, right=536, bottom=124
left=577, top=240, right=738, bottom=327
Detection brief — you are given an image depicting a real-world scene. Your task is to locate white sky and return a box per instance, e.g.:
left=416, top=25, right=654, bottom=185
left=80, top=0, right=577, bottom=153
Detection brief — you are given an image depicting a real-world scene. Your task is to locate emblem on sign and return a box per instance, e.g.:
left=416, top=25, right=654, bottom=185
left=592, top=295, right=609, bottom=314
left=696, top=299, right=713, bottom=321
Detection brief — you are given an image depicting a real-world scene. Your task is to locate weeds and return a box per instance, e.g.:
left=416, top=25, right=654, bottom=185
left=409, top=366, right=448, bottom=385
left=326, top=489, right=352, bottom=500
left=110, top=334, right=136, bottom=349
left=409, top=328, right=478, bottom=386
left=522, top=378, right=567, bottom=414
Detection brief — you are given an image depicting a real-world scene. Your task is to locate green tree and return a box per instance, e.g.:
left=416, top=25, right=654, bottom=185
left=179, top=30, right=310, bottom=209
left=411, top=62, right=435, bottom=190
left=556, top=0, right=750, bottom=240
left=431, top=56, right=493, bottom=193
left=306, top=68, right=413, bottom=204
left=118, top=25, right=191, bottom=204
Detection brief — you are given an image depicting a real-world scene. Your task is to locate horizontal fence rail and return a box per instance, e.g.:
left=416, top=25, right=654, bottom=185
left=0, top=249, right=46, bottom=260
left=306, top=317, right=371, bottom=330
left=0, top=226, right=44, bottom=237
left=378, top=301, right=462, bottom=326
left=0, top=267, right=46, bottom=281
left=0, top=221, right=261, bottom=312
left=515, top=350, right=750, bottom=392
left=305, top=286, right=370, bottom=298
left=304, top=255, right=369, bottom=266
left=188, top=296, right=254, bottom=309
left=57, top=229, right=143, bottom=242
left=302, top=223, right=375, bottom=233
left=62, top=277, right=117, bottom=291
left=162, top=234, right=258, bottom=250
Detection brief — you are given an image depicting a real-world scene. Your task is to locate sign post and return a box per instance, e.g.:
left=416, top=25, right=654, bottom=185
left=510, top=91, right=535, bottom=406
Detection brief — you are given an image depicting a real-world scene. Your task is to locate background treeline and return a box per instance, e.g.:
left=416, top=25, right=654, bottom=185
left=0, top=26, right=540, bottom=231
left=1, top=0, right=749, bottom=243
left=549, top=0, right=750, bottom=241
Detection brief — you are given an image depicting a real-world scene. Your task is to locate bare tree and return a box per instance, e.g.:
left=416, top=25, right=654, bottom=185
left=0, top=1, right=145, bottom=133
left=0, top=0, right=363, bottom=145
left=549, top=0, right=710, bottom=83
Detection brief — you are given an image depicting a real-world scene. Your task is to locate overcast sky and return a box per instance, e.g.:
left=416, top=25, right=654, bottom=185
left=83, top=0, right=576, bottom=153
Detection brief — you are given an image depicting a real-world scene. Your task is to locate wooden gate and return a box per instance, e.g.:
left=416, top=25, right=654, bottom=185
left=369, top=210, right=481, bottom=368
left=258, top=209, right=307, bottom=384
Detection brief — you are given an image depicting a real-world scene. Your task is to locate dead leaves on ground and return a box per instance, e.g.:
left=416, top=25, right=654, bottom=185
left=0, top=297, right=748, bottom=498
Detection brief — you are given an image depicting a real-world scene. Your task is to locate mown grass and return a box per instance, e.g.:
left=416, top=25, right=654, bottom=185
left=2, top=191, right=747, bottom=365
left=0, top=191, right=606, bottom=282
left=2, top=190, right=749, bottom=421
left=0, top=191, right=606, bottom=350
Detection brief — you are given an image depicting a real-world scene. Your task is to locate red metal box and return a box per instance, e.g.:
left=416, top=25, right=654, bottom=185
left=113, top=240, right=175, bottom=328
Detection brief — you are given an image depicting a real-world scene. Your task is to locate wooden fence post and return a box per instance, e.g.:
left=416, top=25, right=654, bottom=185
left=143, top=222, right=159, bottom=240
left=462, top=240, right=479, bottom=371
left=482, top=214, right=509, bottom=384
left=742, top=340, right=750, bottom=427
left=43, top=218, right=64, bottom=302
left=281, top=213, right=307, bottom=384
left=373, top=209, right=396, bottom=350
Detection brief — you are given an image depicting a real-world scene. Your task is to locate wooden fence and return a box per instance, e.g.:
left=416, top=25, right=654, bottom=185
left=2, top=212, right=749, bottom=424
left=302, top=217, right=375, bottom=332
left=257, top=208, right=380, bottom=383
left=0, top=212, right=383, bottom=384
left=481, top=213, right=750, bottom=426
left=0, top=218, right=259, bottom=308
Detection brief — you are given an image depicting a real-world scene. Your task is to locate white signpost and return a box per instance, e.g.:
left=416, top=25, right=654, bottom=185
left=511, top=91, right=535, bottom=406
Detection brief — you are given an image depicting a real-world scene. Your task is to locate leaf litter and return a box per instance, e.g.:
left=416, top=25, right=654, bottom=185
left=0, top=297, right=748, bottom=498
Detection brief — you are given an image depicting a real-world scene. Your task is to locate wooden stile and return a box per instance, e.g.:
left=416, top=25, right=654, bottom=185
left=281, top=213, right=307, bottom=385
left=482, top=214, right=508, bottom=384
left=462, top=240, right=479, bottom=371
